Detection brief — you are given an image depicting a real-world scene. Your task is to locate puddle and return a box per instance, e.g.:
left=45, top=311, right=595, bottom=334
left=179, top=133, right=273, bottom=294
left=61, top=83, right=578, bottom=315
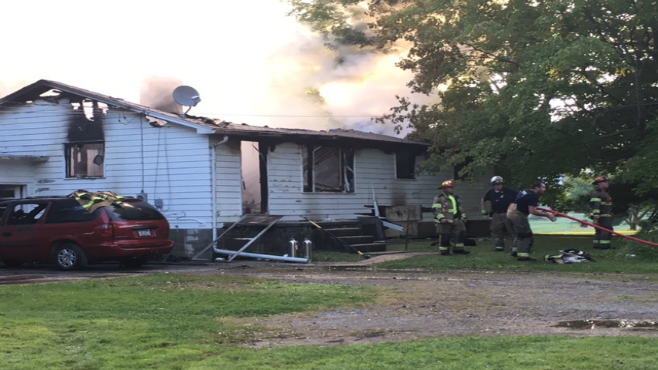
left=555, top=320, right=658, bottom=330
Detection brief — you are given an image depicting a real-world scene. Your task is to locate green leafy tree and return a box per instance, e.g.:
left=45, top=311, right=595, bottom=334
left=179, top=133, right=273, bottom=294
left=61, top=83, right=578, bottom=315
left=562, top=176, right=594, bottom=213
left=288, top=0, right=658, bottom=199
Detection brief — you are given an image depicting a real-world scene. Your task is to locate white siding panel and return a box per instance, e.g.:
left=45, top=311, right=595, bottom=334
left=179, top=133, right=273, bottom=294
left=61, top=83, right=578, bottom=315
left=214, top=140, right=243, bottom=222
left=1, top=100, right=492, bottom=225
left=0, top=160, right=36, bottom=185
left=265, top=143, right=491, bottom=220
left=0, top=100, right=216, bottom=229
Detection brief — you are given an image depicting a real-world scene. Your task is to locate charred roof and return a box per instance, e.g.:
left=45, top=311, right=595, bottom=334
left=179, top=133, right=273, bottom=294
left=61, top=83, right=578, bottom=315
left=1, top=79, right=429, bottom=151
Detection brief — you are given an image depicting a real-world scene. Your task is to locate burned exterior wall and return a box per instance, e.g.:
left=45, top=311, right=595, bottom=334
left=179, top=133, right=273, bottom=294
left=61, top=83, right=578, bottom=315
left=66, top=97, right=105, bottom=142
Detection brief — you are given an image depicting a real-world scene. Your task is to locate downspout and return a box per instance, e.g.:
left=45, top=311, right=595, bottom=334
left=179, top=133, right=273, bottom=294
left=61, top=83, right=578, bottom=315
left=211, top=135, right=229, bottom=241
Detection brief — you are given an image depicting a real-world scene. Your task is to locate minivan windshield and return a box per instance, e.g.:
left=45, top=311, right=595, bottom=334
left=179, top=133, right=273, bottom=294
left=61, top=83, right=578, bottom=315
left=104, top=200, right=165, bottom=221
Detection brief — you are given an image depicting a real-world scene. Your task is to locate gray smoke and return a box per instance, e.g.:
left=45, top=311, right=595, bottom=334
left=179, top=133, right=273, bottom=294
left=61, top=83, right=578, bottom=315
left=140, top=76, right=183, bottom=114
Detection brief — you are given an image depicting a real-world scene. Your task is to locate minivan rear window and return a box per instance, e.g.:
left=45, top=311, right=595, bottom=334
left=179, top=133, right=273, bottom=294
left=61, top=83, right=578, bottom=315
left=104, top=200, right=165, bottom=221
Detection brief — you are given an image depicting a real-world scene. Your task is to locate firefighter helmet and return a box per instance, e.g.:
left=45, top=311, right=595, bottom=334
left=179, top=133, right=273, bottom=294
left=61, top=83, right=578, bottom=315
left=592, top=175, right=609, bottom=185
left=438, top=180, right=454, bottom=189
left=490, top=176, right=504, bottom=185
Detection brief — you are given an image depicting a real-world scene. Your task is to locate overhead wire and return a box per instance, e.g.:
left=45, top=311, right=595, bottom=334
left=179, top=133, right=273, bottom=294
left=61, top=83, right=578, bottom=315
left=1, top=99, right=657, bottom=119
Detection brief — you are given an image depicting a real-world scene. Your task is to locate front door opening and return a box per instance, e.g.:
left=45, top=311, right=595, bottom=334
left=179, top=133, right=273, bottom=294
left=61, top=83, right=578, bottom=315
left=241, top=141, right=263, bottom=214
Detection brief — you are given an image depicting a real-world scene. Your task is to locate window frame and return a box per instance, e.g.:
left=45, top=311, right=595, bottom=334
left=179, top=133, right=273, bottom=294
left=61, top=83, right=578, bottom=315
left=302, top=145, right=355, bottom=193
left=65, top=141, right=105, bottom=179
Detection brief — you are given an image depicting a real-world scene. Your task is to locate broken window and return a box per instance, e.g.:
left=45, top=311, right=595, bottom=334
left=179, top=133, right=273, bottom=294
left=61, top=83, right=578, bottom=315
left=395, top=151, right=416, bottom=179
left=302, top=146, right=354, bottom=193
left=65, top=142, right=105, bottom=178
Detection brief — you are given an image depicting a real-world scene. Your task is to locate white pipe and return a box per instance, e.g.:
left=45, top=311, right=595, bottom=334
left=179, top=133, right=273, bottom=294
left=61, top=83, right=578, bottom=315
left=213, top=249, right=310, bottom=264
left=211, top=136, right=229, bottom=241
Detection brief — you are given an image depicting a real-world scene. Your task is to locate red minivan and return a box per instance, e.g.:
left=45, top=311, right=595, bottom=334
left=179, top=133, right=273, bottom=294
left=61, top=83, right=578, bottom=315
left=0, top=196, right=174, bottom=270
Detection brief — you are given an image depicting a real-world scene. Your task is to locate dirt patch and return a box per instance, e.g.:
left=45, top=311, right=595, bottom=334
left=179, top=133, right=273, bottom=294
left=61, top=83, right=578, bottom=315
left=3, top=256, right=658, bottom=347
left=212, top=256, right=658, bottom=347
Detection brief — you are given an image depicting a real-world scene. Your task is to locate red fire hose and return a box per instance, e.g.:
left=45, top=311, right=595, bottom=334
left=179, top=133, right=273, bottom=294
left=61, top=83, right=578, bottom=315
left=538, top=207, right=658, bottom=247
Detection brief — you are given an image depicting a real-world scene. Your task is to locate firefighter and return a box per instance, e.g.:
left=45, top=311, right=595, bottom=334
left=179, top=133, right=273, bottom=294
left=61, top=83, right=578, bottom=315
left=432, top=180, right=470, bottom=255
left=507, top=181, right=556, bottom=261
left=590, top=175, right=613, bottom=249
left=480, top=176, right=517, bottom=251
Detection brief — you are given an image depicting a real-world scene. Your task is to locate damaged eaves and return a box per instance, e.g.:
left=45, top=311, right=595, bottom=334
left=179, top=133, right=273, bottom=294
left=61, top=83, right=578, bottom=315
left=1, top=80, right=430, bottom=150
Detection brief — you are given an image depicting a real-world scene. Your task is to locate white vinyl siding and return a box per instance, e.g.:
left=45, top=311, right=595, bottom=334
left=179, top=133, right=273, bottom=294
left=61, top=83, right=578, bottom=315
left=214, top=139, right=243, bottom=222
left=266, top=144, right=489, bottom=221
left=0, top=99, right=214, bottom=229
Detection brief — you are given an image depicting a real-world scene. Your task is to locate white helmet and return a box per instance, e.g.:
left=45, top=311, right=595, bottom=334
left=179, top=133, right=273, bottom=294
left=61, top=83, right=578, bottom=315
left=490, top=176, right=504, bottom=185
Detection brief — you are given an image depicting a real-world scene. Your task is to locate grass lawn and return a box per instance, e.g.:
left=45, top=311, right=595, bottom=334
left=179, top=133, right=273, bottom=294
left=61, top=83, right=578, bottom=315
left=1, top=234, right=657, bottom=369
left=316, top=234, right=658, bottom=275
left=0, top=274, right=377, bottom=370
left=0, top=271, right=656, bottom=369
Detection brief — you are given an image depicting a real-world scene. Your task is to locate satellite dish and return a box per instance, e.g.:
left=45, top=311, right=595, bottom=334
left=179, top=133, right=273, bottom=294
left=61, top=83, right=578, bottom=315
left=173, top=85, right=201, bottom=116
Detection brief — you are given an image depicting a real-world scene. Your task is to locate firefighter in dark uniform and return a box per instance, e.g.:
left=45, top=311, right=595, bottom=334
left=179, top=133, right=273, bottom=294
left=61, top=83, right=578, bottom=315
left=590, top=175, right=613, bottom=249
left=432, top=180, right=470, bottom=255
left=480, top=176, right=517, bottom=252
left=507, top=181, right=556, bottom=261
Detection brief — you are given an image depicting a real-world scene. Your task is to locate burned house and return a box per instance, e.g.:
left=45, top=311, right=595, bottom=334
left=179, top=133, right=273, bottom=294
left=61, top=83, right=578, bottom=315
left=0, top=80, right=490, bottom=259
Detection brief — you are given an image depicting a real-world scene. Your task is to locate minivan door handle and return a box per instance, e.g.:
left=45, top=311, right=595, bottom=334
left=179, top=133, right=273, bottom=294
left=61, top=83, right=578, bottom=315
left=2, top=232, right=11, bottom=237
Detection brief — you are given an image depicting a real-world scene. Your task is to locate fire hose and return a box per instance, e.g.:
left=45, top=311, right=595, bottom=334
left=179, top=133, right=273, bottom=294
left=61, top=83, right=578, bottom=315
left=538, top=207, right=658, bottom=247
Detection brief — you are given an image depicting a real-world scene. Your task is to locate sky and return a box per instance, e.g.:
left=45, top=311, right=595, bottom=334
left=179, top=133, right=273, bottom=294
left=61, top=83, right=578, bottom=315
left=0, top=0, right=434, bottom=135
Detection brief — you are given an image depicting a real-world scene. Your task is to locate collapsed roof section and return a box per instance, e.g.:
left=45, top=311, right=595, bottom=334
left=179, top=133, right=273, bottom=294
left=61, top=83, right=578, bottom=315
left=0, top=79, right=429, bottom=153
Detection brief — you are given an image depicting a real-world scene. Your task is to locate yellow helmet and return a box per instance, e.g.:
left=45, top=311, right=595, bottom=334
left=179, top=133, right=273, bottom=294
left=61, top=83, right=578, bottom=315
left=438, top=180, right=454, bottom=189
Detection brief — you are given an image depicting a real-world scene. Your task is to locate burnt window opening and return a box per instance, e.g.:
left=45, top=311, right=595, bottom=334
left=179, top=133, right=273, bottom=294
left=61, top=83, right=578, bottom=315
left=70, top=99, right=108, bottom=122
left=395, top=151, right=416, bottom=179
left=65, top=142, right=105, bottom=179
left=302, top=145, right=354, bottom=193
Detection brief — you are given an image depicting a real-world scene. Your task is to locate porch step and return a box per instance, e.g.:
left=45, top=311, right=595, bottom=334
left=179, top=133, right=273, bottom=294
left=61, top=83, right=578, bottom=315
left=349, top=241, right=387, bottom=253
left=337, top=235, right=375, bottom=244
left=324, top=227, right=363, bottom=237
left=311, top=219, right=386, bottom=254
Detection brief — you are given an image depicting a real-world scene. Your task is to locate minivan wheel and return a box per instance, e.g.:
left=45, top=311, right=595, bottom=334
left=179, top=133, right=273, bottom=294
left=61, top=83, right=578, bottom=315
left=53, top=243, right=88, bottom=270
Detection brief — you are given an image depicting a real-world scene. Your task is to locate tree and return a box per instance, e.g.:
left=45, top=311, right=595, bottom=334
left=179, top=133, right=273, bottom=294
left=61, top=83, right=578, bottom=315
left=288, top=0, right=658, bottom=198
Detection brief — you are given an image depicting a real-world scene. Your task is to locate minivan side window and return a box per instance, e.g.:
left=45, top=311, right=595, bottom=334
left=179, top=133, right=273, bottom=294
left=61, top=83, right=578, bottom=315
left=7, top=203, right=48, bottom=225
left=46, top=199, right=99, bottom=224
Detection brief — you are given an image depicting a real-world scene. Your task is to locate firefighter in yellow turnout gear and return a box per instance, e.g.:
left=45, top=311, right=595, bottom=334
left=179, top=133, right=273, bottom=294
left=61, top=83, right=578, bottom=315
left=432, top=180, right=470, bottom=255
left=590, top=175, right=613, bottom=249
